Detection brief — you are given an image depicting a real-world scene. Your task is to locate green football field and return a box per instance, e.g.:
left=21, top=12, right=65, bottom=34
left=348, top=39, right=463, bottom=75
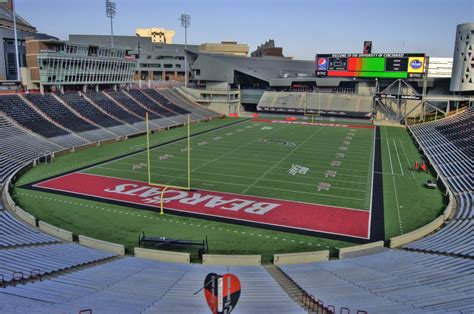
left=12, top=117, right=447, bottom=263
left=84, top=118, right=374, bottom=210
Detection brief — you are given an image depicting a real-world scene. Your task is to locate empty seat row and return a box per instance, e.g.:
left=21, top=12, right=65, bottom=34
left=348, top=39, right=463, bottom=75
left=406, top=107, right=473, bottom=257
left=0, top=211, right=58, bottom=248
left=280, top=250, right=474, bottom=313
left=0, top=257, right=303, bottom=313
left=0, top=243, right=116, bottom=283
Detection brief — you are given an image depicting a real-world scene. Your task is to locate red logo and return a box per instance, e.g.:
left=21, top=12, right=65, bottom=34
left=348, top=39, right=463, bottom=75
left=204, top=273, right=241, bottom=313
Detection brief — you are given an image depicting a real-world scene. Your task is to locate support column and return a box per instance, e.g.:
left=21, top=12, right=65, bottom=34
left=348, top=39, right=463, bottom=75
left=396, top=79, right=401, bottom=121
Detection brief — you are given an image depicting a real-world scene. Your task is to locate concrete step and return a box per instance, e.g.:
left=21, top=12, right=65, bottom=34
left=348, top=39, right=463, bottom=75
left=265, top=264, right=313, bottom=313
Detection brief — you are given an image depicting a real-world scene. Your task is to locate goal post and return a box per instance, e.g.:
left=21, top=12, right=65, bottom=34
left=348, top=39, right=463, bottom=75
left=303, top=92, right=322, bottom=122
left=146, top=112, right=191, bottom=191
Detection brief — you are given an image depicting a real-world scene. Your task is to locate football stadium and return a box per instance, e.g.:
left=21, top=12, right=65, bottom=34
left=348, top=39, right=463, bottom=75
left=0, top=0, right=473, bottom=312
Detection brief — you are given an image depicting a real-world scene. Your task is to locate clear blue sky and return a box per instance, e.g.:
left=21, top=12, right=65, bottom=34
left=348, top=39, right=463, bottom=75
left=16, top=0, right=473, bottom=60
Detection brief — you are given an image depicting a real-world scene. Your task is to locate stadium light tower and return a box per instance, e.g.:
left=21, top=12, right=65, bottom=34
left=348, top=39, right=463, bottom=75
left=11, top=0, right=20, bottom=81
left=179, top=13, right=191, bottom=87
left=105, top=0, right=116, bottom=47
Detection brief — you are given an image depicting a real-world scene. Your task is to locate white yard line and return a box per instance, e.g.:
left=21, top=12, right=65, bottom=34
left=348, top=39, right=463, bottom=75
left=399, top=139, right=416, bottom=180
left=85, top=119, right=252, bottom=172
left=385, top=136, right=395, bottom=175
left=241, top=126, right=325, bottom=194
left=392, top=175, right=404, bottom=234
left=93, top=166, right=367, bottom=201
left=366, top=128, right=376, bottom=237
left=163, top=125, right=292, bottom=187
left=392, top=139, right=405, bottom=176
left=110, top=161, right=367, bottom=186
left=126, top=154, right=372, bottom=174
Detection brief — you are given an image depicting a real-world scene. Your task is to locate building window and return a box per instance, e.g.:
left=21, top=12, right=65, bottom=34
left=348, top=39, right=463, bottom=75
left=164, top=64, right=173, bottom=68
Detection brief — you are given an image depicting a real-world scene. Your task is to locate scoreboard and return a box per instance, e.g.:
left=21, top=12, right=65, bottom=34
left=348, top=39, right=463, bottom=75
left=315, top=53, right=428, bottom=79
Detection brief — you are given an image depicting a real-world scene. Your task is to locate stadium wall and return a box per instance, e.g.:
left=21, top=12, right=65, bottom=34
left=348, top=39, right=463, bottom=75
left=273, top=251, right=329, bottom=265
left=134, top=248, right=190, bottom=263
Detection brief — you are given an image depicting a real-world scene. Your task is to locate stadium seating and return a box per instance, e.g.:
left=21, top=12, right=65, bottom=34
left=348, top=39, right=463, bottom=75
left=0, top=94, right=87, bottom=148
left=168, top=88, right=220, bottom=118
left=0, top=211, right=58, bottom=248
left=0, top=206, right=116, bottom=289
left=0, top=243, right=115, bottom=283
left=144, top=89, right=191, bottom=115
left=404, top=107, right=474, bottom=258
left=257, top=91, right=373, bottom=118
left=85, top=91, right=148, bottom=131
left=23, top=94, right=114, bottom=142
left=0, top=257, right=304, bottom=313
left=105, top=90, right=160, bottom=120
left=58, top=92, right=139, bottom=137
left=0, top=115, right=61, bottom=182
left=0, top=88, right=213, bottom=185
left=145, top=88, right=215, bottom=119
left=280, top=250, right=474, bottom=313
left=126, top=89, right=189, bottom=126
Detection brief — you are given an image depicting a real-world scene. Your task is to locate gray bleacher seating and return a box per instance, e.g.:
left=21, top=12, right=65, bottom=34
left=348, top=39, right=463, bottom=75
left=85, top=91, right=147, bottom=131
left=0, top=257, right=304, bottom=313
left=280, top=250, right=474, bottom=313
left=256, top=91, right=373, bottom=118
left=125, top=89, right=189, bottom=128
left=0, top=94, right=87, bottom=148
left=405, top=107, right=474, bottom=258
left=0, top=115, right=62, bottom=182
left=0, top=89, right=218, bottom=184
left=59, top=92, right=139, bottom=137
left=0, top=243, right=115, bottom=283
left=147, top=88, right=216, bottom=120
left=0, top=211, right=58, bottom=248
left=24, top=94, right=114, bottom=142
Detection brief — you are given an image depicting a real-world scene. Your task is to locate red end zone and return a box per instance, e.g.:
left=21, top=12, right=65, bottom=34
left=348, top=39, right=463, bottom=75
left=34, top=173, right=370, bottom=239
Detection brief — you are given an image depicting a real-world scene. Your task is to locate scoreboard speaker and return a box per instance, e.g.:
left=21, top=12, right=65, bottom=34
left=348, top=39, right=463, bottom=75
left=363, top=41, right=372, bottom=54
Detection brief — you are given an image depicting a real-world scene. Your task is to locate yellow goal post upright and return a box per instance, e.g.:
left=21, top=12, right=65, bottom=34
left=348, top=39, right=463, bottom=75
left=146, top=112, right=191, bottom=214
left=303, top=92, right=322, bottom=123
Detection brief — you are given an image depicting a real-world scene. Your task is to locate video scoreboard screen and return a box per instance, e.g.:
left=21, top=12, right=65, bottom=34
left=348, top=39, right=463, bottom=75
left=315, top=53, right=428, bottom=79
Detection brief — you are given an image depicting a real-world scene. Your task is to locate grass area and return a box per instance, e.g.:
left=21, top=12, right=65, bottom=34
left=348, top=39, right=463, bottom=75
left=12, top=189, right=351, bottom=263
left=12, top=116, right=446, bottom=262
left=380, top=126, right=447, bottom=239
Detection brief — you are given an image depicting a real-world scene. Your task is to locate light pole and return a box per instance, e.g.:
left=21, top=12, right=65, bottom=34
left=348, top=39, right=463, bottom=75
left=11, top=0, right=20, bottom=81
left=179, top=13, right=191, bottom=87
left=136, top=33, right=142, bottom=87
left=105, top=0, right=116, bottom=47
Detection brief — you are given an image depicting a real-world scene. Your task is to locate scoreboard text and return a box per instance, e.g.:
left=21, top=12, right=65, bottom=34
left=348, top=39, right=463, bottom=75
left=315, top=53, right=428, bottom=79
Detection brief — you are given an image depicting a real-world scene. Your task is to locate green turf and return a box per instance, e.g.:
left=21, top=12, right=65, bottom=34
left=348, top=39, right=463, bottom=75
left=13, top=189, right=351, bottom=264
left=380, top=126, right=447, bottom=239
left=12, top=117, right=446, bottom=262
left=84, top=119, right=374, bottom=209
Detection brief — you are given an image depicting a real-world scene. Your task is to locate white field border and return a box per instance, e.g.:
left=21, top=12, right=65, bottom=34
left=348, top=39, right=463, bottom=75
left=367, top=126, right=376, bottom=239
